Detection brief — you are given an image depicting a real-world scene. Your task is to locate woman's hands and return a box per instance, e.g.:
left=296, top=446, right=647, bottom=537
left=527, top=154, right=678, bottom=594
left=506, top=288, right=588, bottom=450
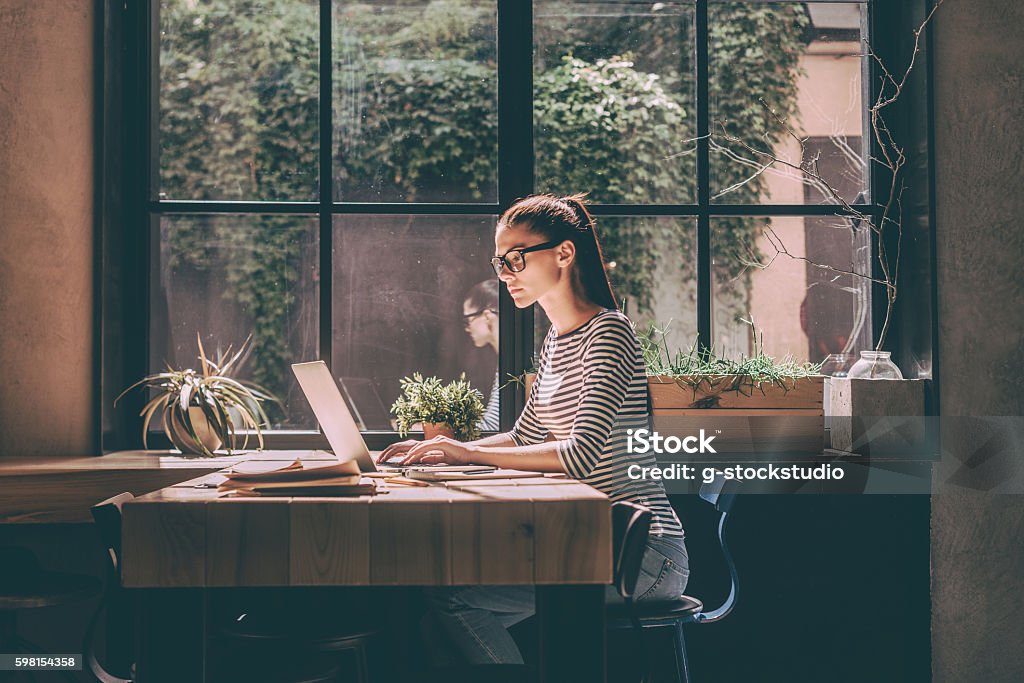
left=376, top=436, right=478, bottom=466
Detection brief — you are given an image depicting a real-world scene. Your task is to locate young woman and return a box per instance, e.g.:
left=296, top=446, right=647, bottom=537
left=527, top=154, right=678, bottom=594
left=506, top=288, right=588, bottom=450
left=378, top=194, right=688, bottom=666
left=462, top=279, right=500, bottom=432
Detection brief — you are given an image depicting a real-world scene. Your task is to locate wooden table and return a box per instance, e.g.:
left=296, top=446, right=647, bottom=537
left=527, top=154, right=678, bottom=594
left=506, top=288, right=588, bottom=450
left=0, top=450, right=298, bottom=523
left=122, top=463, right=613, bottom=682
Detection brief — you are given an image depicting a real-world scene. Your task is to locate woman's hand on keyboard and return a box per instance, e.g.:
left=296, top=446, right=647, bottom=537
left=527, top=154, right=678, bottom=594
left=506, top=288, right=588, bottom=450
left=399, top=436, right=474, bottom=466
left=376, top=439, right=419, bottom=464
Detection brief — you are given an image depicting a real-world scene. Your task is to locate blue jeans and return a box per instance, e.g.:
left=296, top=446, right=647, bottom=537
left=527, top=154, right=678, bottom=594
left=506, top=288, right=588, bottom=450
left=426, top=535, right=690, bottom=665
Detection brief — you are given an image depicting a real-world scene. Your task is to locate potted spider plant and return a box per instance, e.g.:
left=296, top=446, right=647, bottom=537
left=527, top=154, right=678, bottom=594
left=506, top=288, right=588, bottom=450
left=116, top=334, right=279, bottom=456
left=391, top=373, right=485, bottom=441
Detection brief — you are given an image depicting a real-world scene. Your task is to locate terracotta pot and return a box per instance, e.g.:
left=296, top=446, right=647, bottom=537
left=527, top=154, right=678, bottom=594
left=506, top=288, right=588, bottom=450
left=421, top=422, right=456, bottom=440
left=167, top=406, right=223, bottom=455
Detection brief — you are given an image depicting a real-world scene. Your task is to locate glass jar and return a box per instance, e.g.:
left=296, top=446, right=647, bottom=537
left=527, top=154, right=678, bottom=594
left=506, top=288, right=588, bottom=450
left=820, top=353, right=855, bottom=377
left=847, top=350, right=904, bottom=380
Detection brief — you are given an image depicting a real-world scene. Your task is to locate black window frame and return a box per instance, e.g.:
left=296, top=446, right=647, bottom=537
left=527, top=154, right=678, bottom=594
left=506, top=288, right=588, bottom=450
left=99, top=0, right=939, bottom=452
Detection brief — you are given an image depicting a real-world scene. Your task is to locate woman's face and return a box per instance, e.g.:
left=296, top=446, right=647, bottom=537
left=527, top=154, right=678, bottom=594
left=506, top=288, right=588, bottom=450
left=494, top=222, right=573, bottom=308
left=462, top=298, right=494, bottom=347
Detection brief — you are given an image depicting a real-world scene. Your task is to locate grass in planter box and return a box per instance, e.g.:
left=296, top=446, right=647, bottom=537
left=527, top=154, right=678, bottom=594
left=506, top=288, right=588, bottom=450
left=638, top=319, right=823, bottom=397
left=639, top=320, right=825, bottom=454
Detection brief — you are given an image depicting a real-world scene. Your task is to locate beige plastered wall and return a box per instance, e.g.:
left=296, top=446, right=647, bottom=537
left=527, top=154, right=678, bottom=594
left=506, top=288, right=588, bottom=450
left=0, top=0, right=96, bottom=456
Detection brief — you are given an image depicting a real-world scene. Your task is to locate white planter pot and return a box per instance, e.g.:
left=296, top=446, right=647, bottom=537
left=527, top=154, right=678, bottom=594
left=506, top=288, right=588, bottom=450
left=829, top=378, right=927, bottom=456
left=167, top=406, right=223, bottom=455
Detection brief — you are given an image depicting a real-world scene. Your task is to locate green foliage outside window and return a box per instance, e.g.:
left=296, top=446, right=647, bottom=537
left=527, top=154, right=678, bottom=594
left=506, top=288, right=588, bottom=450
left=158, top=0, right=810, bottom=424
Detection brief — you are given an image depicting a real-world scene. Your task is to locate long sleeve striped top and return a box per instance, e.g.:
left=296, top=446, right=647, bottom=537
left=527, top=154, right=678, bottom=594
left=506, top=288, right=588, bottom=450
left=478, top=371, right=500, bottom=432
left=509, top=308, right=684, bottom=538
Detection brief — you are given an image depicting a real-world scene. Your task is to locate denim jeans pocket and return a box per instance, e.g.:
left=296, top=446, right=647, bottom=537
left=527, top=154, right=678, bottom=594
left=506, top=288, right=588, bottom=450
left=635, top=546, right=689, bottom=602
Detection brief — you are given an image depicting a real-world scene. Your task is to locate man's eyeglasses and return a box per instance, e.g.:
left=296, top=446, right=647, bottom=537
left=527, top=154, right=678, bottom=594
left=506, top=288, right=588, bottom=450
left=490, top=239, right=564, bottom=276
left=462, top=308, right=495, bottom=326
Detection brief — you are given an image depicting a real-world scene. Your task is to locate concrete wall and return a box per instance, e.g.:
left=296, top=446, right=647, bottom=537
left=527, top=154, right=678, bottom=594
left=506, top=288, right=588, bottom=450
left=0, top=0, right=96, bottom=457
left=932, top=0, right=1024, bottom=681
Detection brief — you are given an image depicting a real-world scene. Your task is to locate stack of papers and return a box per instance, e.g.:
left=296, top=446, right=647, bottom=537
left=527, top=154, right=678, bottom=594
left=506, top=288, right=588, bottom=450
left=404, top=467, right=541, bottom=482
left=220, top=459, right=376, bottom=496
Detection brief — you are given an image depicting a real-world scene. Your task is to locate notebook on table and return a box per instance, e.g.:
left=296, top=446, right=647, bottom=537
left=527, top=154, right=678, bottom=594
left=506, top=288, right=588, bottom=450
left=219, top=458, right=376, bottom=496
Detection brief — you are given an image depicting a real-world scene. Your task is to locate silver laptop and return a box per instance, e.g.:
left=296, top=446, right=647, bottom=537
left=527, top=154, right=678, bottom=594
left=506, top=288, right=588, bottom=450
left=291, top=361, right=395, bottom=473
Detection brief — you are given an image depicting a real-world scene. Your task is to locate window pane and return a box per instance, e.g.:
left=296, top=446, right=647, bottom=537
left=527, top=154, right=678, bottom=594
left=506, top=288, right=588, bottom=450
left=711, top=215, right=873, bottom=363
left=533, top=217, right=697, bottom=359
left=332, top=216, right=499, bottom=431
left=534, top=2, right=696, bottom=204
left=709, top=2, right=868, bottom=205
left=158, top=0, right=320, bottom=201
left=151, top=215, right=320, bottom=430
left=332, top=1, right=498, bottom=203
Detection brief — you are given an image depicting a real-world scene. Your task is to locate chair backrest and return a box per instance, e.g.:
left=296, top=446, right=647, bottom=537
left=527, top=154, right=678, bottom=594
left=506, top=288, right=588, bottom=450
left=87, top=492, right=136, bottom=683
left=694, top=472, right=738, bottom=623
left=91, top=492, right=135, bottom=578
left=612, top=473, right=739, bottom=621
left=612, top=502, right=653, bottom=599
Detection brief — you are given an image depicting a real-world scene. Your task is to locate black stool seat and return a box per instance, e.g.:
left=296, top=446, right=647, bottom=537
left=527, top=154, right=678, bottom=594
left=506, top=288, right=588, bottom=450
left=0, top=547, right=102, bottom=610
left=607, top=595, right=704, bottom=622
left=222, top=609, right=377, bottom=647
left=219, top=607, right=377, bottom=683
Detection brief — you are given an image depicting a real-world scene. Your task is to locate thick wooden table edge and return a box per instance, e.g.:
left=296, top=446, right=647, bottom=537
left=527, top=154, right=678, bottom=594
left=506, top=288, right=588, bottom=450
left=121, top=474, right=613, bottom=588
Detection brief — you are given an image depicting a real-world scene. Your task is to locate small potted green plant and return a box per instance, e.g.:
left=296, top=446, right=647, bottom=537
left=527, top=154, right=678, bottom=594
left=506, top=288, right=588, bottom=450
left=115, top=334, right=279, bottom=456
left=391, top=373, right=485, bottom=441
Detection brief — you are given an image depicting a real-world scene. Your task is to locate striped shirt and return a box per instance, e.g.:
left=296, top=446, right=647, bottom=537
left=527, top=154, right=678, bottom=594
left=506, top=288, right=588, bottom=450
left=478, top=371, right=500, bottom=432
left=509, top=308, right=684, bottom=538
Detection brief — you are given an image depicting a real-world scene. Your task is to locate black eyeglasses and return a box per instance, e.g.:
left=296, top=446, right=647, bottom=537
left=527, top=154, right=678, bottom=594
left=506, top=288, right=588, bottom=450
left=490, top=239, right=564, bottom=276
left=462, top=308, right=495, bottom=325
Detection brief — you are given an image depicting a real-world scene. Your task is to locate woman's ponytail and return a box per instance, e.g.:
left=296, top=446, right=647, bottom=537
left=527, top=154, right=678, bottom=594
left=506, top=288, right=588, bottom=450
left=560, top=195, right=619, bottom=311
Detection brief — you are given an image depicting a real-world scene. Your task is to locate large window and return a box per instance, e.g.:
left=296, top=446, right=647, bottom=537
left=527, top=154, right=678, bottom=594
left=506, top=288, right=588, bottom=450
left=117, top=0, right=910, bottom=447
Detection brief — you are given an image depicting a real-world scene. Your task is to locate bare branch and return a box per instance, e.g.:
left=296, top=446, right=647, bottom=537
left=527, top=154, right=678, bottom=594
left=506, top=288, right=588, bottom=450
left=663, top=132, right=712, bottom=160
left=713, top=123, right=873, bottom=226
left=739, top=224, right=890, bottom=288
left=871, top=0, right=944, bottom=111
left=831, top=133, right=865, bottom=173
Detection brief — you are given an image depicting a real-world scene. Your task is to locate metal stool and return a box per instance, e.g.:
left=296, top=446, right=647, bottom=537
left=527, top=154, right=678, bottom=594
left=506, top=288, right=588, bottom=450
left=607, top=473, right=739, bottom=683
left=1, top=546, right=102, bottom=683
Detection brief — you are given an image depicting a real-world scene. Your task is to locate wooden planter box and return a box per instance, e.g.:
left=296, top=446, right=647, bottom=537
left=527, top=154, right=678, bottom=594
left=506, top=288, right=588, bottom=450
left=649, top=375, right=825, bottom=454
left=524, top=373, right=825, bottom=454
